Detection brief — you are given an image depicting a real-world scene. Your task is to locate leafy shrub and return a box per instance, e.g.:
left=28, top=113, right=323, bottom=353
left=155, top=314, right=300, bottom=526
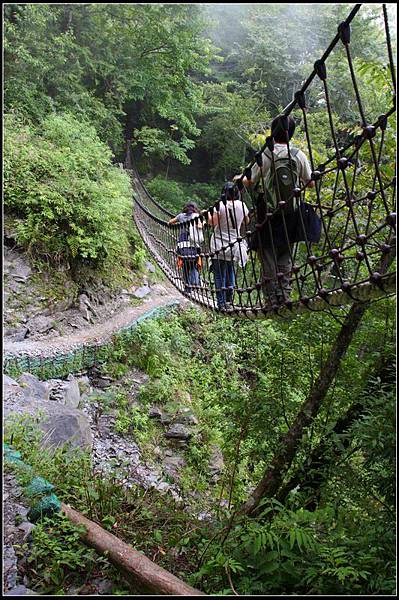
left=4, top=112, right=137, bottom=272
left=195, top=500, right=396, bottom=595
left=26, top=514, right=102, bottom=594
left=107, top=312, right=193, bottom=377
left=145, top=176, right=190, bottom=214
left=133, top=126, right=196, bottom=165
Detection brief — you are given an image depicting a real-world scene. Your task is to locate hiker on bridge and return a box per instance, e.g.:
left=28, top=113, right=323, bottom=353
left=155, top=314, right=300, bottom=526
left=208, top=182, right=250, bottom=310
left=168, top=203, right=203, bottom=295
left=236, top=115, right=316, bottom=307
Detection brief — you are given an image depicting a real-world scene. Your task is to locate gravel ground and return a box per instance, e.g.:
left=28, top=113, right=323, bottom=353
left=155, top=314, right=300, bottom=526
left=3, top=472, right=37, bottom=596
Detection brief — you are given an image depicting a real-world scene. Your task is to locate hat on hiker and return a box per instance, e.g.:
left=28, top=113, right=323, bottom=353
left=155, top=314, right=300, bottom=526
left=271, top=115, right=296, bottom=142
left=221, top=181, right=240, bottom=202
left=183, top=202, right=199, bottom=214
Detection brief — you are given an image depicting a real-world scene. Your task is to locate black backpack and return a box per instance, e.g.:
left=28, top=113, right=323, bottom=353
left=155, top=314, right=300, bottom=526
left=247, top=195, right=321, bottom=250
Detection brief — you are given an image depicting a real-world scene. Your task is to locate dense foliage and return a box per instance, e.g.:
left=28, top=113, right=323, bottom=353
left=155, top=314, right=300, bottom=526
left=4, top=113, right=144, bottom=276
left=3, top=2, right=396, bottom=596
left=145, top=176, right=220, bottom=214
left=6, top=299, right=396, bottom=595
left=104, top=303, right=397, bottom=595
left=4, top=3, right=214, bottom=158
left=4, top=3, right=396, bottom=222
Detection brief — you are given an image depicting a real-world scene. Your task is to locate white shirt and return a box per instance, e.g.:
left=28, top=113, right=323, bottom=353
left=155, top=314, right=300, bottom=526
left=176, top=212, right=203, bottom=247
left=210, top=199, right=249, bottom=264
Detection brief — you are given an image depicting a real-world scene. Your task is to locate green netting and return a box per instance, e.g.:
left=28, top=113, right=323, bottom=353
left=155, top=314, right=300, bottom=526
left=28, top=493, right=62, bottom=523
left=25, top=476, right=54, bottom=497
left=4, top=301, right=180, bottom=378
left=4, top=443, right=22, bottom=462
left=4, top=444, right=61, bottom=523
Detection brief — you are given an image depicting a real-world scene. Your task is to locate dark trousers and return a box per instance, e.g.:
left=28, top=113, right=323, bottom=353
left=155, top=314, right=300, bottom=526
left=212, top=259, right=235, bottom=308
left=258, top=244, right=292, bottom=305
left=182, top=259, right=200, bottom=292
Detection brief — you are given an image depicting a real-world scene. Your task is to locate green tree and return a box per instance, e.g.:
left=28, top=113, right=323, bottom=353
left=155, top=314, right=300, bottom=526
left=4, top=3, right=216, bottom=158
left=198, top=82, right=270, bottom=179
left=4, top=112, right=135, bottom=273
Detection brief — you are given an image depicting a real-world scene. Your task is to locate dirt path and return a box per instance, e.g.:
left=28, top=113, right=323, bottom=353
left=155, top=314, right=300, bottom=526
left=4, top=290, right=186, bottom=359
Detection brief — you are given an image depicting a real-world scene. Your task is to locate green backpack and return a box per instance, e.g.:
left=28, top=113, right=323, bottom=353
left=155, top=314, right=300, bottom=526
left=264, top=147, right=300, bottom=213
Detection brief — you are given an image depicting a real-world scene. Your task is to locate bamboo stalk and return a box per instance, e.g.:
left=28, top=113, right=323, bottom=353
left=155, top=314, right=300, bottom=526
left=61, top=503, right=205, bottom=596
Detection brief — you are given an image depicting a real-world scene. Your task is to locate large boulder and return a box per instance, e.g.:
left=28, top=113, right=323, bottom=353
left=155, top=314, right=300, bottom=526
left=11, top=259, right=32, bottom=283
left=5, top=585, right=38, bottom=596
left=164, top=423, right=191, bottom=441
left=63, top=375, right=81, bottom=409
left=148, top=406, right=163, bottom=420
left=4, top=379, right=92, bottom=451
left=3, top=375, right=19, bottom=387
left=26, top=315, right=55, bottom=335
left=133, top=285, right=151, bottom=299
left=18, top=373, right=50, bottom=402
left=174, top=407, right=198, bottom=426
left=145, top=261, right=156, bottom=274
left=163, top=450, right=186, bottom=480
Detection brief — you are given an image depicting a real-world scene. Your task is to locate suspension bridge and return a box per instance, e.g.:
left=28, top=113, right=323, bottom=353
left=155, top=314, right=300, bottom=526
left=131, top=3, right=396, bottom=321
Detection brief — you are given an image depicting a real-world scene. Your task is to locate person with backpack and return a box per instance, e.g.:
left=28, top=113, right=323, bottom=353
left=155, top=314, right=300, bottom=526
left=208, top=182, right=250, bottom=310
left=236, top=115, right=316, bottom=306
left=168, top=202, right=203, bottom=294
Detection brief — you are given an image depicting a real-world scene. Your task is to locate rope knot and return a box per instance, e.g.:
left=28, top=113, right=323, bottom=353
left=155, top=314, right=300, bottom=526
left=311, top=170, right=322, bottom=181
left=293, top=187, right=302, bottom=198
left=356, top=234, right=367, bottom=246
left=380, top=243, right=391, bottom=254
left=318, top=288, right=329, bottom=299
left=370, top=272, right=382, bottom=286
left=314, top=59, right=327, bottom=81
left=338, top=21, right=351, bottom=45
left=362, top=125, right=376, bottom=139
left=342, top=282, right=352, bottom=293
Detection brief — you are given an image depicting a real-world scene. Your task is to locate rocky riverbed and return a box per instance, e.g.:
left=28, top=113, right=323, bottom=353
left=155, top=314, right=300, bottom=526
left=3, top=365, right=224, bottom=594
left=3, top=241, right=223, bottom=594
left=4, top=368, right=223, bottom=498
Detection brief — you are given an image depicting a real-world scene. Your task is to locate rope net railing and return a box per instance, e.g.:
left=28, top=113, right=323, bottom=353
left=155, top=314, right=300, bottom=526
left=132, top=3, right=396, bottom=320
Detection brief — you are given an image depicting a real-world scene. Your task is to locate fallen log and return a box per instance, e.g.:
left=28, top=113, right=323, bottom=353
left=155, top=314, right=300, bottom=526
left=61, top=503, right=205, bottom=596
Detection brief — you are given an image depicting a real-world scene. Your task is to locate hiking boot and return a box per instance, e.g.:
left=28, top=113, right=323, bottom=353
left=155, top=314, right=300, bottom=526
left=276, top=291, right=291, bottom=306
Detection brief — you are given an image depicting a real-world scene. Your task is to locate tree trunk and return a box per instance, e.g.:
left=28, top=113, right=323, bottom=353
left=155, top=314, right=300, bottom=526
left=276, top=351, right=395, bottom=508
left=239, top=300, right=368, bottom=517
left=124, top=139, right=133, bottom=170
left=239, top=244, right=395, bottom=518
left=61, top=503, right=205, bottom=596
